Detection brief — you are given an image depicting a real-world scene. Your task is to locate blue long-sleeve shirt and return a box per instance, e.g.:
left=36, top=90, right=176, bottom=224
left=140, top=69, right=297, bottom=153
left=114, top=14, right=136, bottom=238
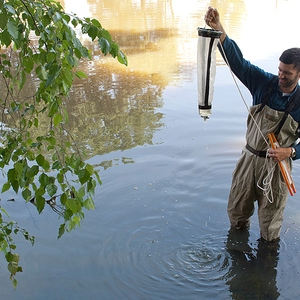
left=219, top=35, right=300, bottom=159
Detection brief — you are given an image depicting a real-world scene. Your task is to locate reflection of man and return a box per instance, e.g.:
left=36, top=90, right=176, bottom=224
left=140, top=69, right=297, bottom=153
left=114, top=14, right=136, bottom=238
left=226, top=230, right=280, bottom=299
left=204, top=7, right=300, bottom=242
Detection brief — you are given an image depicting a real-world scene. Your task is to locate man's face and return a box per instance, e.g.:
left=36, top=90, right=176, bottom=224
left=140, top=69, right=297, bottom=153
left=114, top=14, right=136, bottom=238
left=278, top=62, right=300, bottom=93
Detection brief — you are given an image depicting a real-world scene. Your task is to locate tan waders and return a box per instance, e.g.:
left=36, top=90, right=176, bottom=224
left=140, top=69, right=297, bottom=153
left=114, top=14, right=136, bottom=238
left=228, top=104, right=299, bottom=241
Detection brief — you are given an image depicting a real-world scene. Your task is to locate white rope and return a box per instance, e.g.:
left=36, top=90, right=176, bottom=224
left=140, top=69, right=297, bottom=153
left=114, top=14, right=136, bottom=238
left=256, top=149, right=277, bottom=203
left=218, top=41, right=269, bottom=146
left=217, top=41, right=276, bottom=202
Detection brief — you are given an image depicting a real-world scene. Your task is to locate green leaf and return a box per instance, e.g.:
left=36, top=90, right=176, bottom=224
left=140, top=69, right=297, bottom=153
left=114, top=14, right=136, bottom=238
left=87, top=25, right=98, bottom=41
left=52, top=161, right=62, bottom=170
left=91, top=19, right=102, bottom=28
left=36, top=154, right=45, bottom=167
left=87, top=179, right=96, bottom=193
left=36, top=154, right=50, bottom=171
left=11, top=180, right=19, bottom=193
left=18, top=70, right=26, bottom=90
left=78, top=186, right=85, bottom=198
left=117, top=50, right=128, bottom=66
left=45, top=136, right=56, bottom=146
left=4, top=4, right=16, bottom=14
left=7, top=20, right=18, bottom=39
left=0, top=29, right=12, bottom=47
left=71, top=19, right=78, bottom=28
left=79, top=46, right=89, bottom=58
left=26, top=150, right=35, bottom=161
left=46, top=183, right=57, bottom=197
left=45, top=66, right=61, bottom=88
left=0, top=13, right=8, bottom=30
left=66, top=53, right=75, bottom=66
left=36, top=65, right=47, bottom=81
left=48, top=101, right=59, bottom=117
left=63, top=108, right=69, bottom=123
left=58, top=223, right=65, bottom=239
left=39, top=173, right=49, bottom=186
left=53, top=113, right=62, bottom=126
left=23, top=56, right=34, bottom=73
left=99, top=28, right=111, bottom=40
left=5, top=252, right=13, bottom=262
left=66, top=199, right=80, bottom=214
left=83, top=197, right=95, bottom=210
left=2, top=182, right=10, bottom=193
left=8, top=261, right=19, bottom=276
left=12, top=278, right=17, bottom=289
left=78, top=168, right=90, bottom=184
left=62, top=68, right=74, bottom=88
left=27, top=165, right=39, bottom=177
left=57, top=172, right=64, bottom=183
left=75, top=70, right=87, bottom=79
left=35, top=196, right=45, bottom=214
left=62, top=14, right=70, bottom=23
left=34, top=117, right=39, bottom=127
left=1, top=207, right=9, bottom=217
left=85, top=164, right=94, bottom=174
left=109, top=42, right=119, bottom=57
left=22, top=188, right=32, bottom=201
left=60, top=192, right=67, bottom=205
left=53, top=12, right=62, bottom=22
left=6, top=253, right=20, bottom=276
left=7, top=168, right=16, bottom=182
left=98, top=37, right=111, bottom=55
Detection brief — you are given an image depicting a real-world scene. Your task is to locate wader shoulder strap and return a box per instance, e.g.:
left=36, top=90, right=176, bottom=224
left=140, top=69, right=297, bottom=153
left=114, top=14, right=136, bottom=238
left=256, top=75, right=278, bottom=114
left=274, top=86, right=300, bottom=135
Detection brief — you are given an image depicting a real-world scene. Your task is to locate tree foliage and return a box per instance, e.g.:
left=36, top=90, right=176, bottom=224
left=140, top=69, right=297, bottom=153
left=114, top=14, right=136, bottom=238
left=0, top=0, right=127, bottom=287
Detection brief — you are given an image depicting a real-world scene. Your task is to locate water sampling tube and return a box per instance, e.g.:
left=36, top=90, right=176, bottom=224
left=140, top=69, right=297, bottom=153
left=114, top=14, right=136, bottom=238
left=197, top=28, right=222, bottom=121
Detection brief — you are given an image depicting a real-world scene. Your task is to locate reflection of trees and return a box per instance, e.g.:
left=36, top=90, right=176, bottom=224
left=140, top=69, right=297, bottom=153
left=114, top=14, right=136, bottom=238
left=109, top=28, right=177, bottom=56
left=86, top=0, right=175, bottom=31
left=65, top=63, right=165, bottom=157
left=0, top=51, right=38, bottom=130
left=0, top=49, right=165, bottom=162
left=69, top=0, right=185, bottom=81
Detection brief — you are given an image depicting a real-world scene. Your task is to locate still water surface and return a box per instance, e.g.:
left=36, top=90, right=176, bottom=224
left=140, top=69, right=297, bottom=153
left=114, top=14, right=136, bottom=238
left=2, top=0, right=300, bottom=299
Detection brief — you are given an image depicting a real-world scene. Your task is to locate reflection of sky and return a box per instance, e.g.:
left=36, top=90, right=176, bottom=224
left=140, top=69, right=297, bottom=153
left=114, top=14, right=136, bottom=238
left=231, top=0, right=300, bottom=60
left=63, top=0, right=91, bottom=18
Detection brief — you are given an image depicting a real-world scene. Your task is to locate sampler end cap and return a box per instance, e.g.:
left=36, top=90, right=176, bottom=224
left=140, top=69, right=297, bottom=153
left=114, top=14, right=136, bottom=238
left=197, top=27, right=222, bottom=38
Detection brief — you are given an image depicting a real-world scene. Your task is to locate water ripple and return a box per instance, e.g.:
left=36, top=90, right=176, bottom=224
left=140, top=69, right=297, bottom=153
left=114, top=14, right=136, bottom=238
left=101, top=226, right=231, bottom=299
left=161, top=234, right=230, bottom=292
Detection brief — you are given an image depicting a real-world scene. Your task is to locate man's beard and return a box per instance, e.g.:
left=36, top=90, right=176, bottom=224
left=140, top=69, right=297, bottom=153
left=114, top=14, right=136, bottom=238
left=279, top=76, right=299, bottom=91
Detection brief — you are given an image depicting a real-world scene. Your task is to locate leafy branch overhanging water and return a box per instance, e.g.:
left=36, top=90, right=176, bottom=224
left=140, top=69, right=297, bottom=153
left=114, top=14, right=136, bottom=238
left=0, top=0, right=127, bottom=288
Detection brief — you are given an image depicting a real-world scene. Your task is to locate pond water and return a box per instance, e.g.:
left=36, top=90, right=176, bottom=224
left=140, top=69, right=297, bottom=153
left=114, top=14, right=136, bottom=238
left=1, top=0, right=300, bottom=299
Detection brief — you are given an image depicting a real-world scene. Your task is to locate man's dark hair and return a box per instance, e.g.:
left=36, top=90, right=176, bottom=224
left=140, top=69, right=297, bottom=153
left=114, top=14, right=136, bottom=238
left=279, top=48, right=300, bottom=72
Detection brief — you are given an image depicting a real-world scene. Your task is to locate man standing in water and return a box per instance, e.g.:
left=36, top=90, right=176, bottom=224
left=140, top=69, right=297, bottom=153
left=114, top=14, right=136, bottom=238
left=204, top=7, right=300, bottom=242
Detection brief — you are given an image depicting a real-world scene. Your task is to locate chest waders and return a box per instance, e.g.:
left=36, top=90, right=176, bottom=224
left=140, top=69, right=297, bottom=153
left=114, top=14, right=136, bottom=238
left=227, top=77, right=300, bottom=241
